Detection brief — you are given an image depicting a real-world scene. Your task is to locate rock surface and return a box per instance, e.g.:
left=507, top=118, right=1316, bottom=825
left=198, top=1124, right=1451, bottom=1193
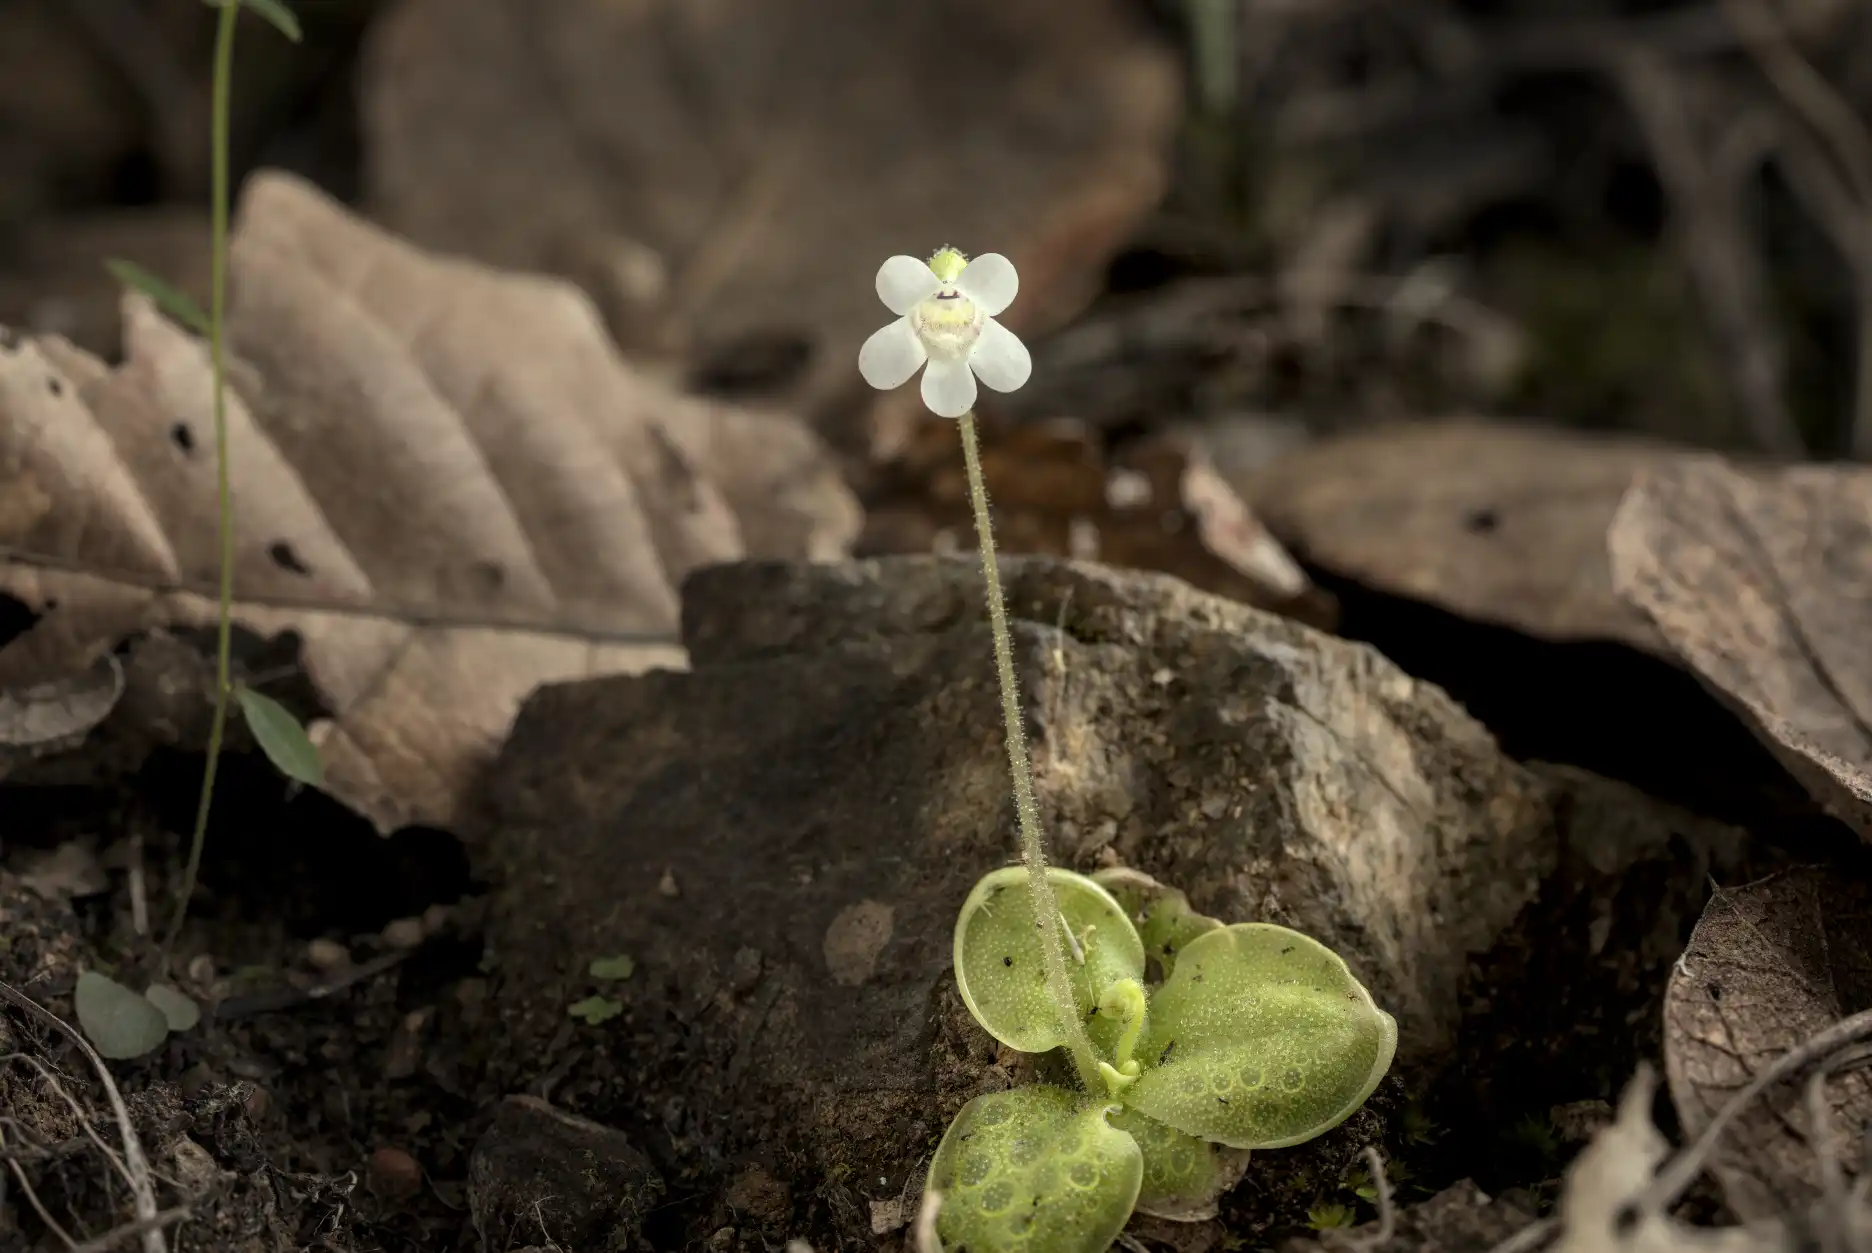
left=474, top=555, right=1748, bottom=1243
left=468, top=1095, right=664, bottom=1250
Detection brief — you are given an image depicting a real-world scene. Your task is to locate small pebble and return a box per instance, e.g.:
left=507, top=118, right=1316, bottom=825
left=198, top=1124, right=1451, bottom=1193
left=368, top=1146, right=423, bottom=1201
left=307, top=938, right=351, bottom=970
left=243, top=1085, right=273, bottom=1122
left=381, top=917, right=425, bottom=949
left=658, top=869, right=680, bottom=898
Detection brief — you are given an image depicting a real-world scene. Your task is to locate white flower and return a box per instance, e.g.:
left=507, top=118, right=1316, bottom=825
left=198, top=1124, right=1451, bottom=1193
left=857, top=247, right=1033, bottom=418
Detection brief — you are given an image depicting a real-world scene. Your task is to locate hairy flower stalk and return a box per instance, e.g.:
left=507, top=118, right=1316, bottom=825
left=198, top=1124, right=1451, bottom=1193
left=956, top=409, right=1102, bottom=1091
left=859, top=247, right=1098, bottom=1087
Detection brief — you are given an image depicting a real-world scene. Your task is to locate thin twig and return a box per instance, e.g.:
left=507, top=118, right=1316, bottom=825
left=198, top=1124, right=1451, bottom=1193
left=212, top=949, right=408, bottom=1019
left=3, top=1054, right=134, bottom=1190
left=1357, top=1145, right=1397, bottom=1248
left=0, top=982, right=167, bottom=1253
left=1721, top=0, right=1872, bottom=457
left=1612, top=48, right=1804, bottom=457
left=67, top=1206, right=193, bottom=1253
left=4, top=1148, right=78, bottom=1250
left=1805, top=1063, right=1848, bottom=1209
left=1721, top=0, right=1872, bottom=204
left=1483, top=1217, right=1556, bottom=1253
left=127, top=833, right=148, bottom=939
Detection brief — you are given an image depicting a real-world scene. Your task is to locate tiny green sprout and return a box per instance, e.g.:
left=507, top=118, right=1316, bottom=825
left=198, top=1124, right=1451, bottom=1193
left=1307, top=1201, right=1357, bottom=1231
left=1399, top=1101, right=1439, bottom=1147
left=589, top=954, right=636, bottom=981
left=568, top=995, right=622, bottom=1025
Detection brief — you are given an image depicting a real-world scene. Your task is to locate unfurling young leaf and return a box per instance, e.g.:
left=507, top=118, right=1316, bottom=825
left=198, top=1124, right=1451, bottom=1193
left=202, top=0, right=304, bottom=42
left=1090, top=866, right=1222, bottom=980
left=926, top=1086, right=1142, bottom=1253
left=1125, top=923, right=1398, bottom=1149
left=74, top=971, right=170, bottom=1060
left=104, top=259, right=209, bottom=335
left=952, top=867, right=1144, bottom=1055
left=235, top=684, right=326, bottom=788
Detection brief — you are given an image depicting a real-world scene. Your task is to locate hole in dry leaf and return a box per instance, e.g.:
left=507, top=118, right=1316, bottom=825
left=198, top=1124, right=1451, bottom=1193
left=268, top=541, right=312, bottom=577
left=0, top=594, right=36, bottom=650
left=1464, top=508, right=1500, bottom=535
left=45, top=376, right=62, bottom=398
left=170, top=423, right=196, bottom=454
left=473, top=562, right=505, bottom=593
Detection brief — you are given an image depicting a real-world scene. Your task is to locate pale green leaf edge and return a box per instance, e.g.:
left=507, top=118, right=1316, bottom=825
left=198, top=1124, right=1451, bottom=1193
left=235, top=684, right=326, bottom=788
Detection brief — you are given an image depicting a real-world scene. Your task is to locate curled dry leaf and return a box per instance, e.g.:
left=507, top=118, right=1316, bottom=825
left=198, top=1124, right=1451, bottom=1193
left=859, top=414, right=1333, bottom=627
left=1246, top=420, right=1680, bottom=651
left=1662, top=868, right=1872, bottom=1221
left=1609, top=458, right=1872, bottom=836
left=0, top=171, right=859, bottom=833
left=0, top=652, right=122, bottom=751
left=359, top=0, right=1181, bottom=405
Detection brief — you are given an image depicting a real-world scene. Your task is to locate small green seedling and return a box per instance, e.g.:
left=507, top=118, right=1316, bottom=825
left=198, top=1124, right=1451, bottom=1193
left=102, top=0, right=314, bottom=956
left=1306, top=1201, right=1357, bottom=1231
left=74, top=971, right=202, bottom=1059
left=568, top=995, right=623, bottom=1025
left=859, top=249, right=1398, bottom=1253
left=589, top=954, right=636, bottom=981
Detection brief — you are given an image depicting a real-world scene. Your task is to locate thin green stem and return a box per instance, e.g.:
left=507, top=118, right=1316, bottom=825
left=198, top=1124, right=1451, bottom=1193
left=957, top=411, right=1100, bottom=1092
left=164, top=0, right=239, bottom=956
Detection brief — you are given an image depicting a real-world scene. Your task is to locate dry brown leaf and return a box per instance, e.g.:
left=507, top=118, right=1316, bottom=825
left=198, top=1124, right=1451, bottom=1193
left=1609, top=458, right=1872, bottom=836
left=1246, top=420, right=1680, bottom=651
left=857, top=413, right=1334, bottom=627
left=358, top=0, right=1182, bottom=406
left=0, top=171, right=859, bottom=833
left=1662, top=868, right=1872, bottom=1221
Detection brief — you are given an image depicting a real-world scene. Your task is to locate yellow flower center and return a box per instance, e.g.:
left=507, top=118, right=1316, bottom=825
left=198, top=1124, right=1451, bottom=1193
left=928, top=246, right=968, bottom=282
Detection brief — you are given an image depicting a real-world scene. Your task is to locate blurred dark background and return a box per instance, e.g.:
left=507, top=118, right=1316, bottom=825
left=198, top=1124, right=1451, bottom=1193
left=5, top=0, right=1872, bottom=460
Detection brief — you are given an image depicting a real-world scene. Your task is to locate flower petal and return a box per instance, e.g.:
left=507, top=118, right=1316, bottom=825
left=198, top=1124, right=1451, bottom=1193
left=858, top=318, right=928, bottom=390
left=956, top=253, right=1019, bottom=316
left=921, top=357, right=978, bottom=418
left=876, top=256, right=943, bottom=315
left=968, top=318, right=1032, bottom=393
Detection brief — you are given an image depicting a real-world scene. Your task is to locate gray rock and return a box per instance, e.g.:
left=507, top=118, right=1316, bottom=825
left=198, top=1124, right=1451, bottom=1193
left=468, top=1095, right=663, bottom=1251
left=475, top=555, right=1739, bottom=1243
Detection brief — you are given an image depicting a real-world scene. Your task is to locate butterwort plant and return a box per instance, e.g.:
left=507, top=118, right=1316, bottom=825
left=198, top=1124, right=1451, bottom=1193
left=860, top=249, right=1399, bottom=1253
